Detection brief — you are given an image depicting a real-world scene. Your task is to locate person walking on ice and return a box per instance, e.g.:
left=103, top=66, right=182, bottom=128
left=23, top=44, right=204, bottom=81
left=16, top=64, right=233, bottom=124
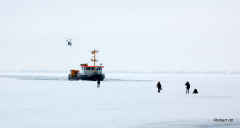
left=156, top=82, right=162, bottom=93
left=97, top=79, right=101, bottom=88
left=185, top=81, right=190, bottom=94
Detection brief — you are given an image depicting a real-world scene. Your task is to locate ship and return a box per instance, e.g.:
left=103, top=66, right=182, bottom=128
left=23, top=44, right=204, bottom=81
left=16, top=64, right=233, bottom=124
left=68, top=49, right=105, bottom=81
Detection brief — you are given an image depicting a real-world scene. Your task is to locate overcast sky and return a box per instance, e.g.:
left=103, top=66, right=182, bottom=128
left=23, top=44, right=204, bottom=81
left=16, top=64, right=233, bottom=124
left=1, top=0, right=239, bottom=72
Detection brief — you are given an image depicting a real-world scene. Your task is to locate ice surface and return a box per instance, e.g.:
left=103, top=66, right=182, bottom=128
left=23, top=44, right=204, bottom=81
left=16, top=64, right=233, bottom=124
left=0, top=73, right=240, bottom=127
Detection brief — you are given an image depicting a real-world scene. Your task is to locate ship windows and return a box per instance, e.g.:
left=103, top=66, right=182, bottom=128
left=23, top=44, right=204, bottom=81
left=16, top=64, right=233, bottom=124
left=85, top=67, right=102, bottom=70
left=96, top=67, right=101, bottom=70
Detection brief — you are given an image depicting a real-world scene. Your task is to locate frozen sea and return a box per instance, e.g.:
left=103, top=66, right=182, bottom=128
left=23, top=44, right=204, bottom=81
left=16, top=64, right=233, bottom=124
left=0, top=73, right=240, bottom=128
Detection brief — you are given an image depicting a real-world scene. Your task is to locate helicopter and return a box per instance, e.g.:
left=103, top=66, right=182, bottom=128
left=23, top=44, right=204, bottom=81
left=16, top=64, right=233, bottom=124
left=66, top=38, right=72, bottom=46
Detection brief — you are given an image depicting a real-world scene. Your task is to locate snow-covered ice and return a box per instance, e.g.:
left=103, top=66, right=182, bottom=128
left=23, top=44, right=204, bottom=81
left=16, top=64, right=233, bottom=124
left=0, top=73, right=240, bottom=127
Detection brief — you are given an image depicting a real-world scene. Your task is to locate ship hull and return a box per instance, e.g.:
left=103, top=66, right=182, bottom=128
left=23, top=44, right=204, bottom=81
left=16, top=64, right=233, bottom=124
left=78, top=74, right=105, bottom=81
left=69, top=74, right=105, bottom=81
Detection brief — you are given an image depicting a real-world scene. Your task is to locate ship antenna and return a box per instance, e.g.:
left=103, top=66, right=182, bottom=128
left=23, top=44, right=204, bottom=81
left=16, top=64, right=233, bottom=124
left=91, top=49, right=99, bottom=74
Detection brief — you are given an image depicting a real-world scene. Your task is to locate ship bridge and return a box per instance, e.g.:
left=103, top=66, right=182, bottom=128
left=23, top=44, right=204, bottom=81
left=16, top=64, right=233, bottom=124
left=80, top=64, right=104, bottom=75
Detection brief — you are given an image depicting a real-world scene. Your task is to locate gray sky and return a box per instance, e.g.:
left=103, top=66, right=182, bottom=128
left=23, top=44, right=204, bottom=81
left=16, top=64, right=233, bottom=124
left=1, top=0, right=239, bottom=72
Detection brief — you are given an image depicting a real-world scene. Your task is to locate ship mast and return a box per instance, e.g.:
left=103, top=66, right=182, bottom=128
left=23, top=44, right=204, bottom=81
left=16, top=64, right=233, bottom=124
left=91, top=49, right=99, bottom=74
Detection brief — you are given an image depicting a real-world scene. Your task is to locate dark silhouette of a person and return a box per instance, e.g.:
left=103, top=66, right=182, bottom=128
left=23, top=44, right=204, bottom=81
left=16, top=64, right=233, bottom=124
left=185, top=81, right=190, bottom=94
left=97, top=79, right=100, bottom=88
left=157, top=82, right=162, bottom=93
